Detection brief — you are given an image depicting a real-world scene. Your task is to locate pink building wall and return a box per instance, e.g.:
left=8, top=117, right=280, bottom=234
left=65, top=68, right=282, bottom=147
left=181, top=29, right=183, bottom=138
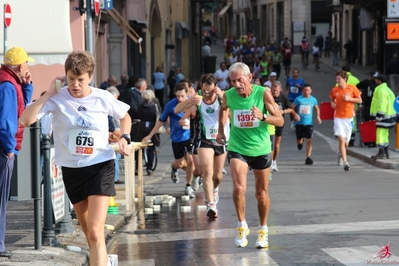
left=30, top=3, right=85, bottom=101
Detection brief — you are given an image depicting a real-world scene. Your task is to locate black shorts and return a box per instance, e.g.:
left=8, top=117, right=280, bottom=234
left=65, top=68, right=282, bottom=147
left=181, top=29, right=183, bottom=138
left=171, top=140, right=191, bottom=159
left=275, top=126, right=283, bottom=137
left=62, top=159, right=116, bottom=204
left=187, top=142, right=198, bottom=155
left=227, top=151, right=272, bottom=170
left=283, top=58, right=291, bottom=66
left=198, top=140, right=227, bottom=156
left=295, top=124, right=314, bottom=139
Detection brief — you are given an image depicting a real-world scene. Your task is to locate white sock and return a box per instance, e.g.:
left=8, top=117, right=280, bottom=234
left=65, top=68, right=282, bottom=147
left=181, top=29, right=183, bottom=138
left=214, top=187, right=219, bottom=193
left=238, top=220, right=248, bottom=228
left=258, top=224, right=268, bottom=231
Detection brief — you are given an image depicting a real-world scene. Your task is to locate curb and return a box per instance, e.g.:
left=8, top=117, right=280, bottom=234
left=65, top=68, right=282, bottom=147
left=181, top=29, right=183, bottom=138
left=347, top=148, right=399, bottom=169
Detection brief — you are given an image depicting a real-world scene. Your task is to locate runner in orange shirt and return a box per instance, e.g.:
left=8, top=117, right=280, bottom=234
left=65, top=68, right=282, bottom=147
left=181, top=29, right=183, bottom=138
left=329, top=71, right=362, bottom=171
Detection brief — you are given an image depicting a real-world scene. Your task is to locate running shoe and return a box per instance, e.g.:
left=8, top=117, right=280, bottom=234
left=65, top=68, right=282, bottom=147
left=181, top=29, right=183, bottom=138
left=337, top=152, right=343, bottom=166
left=206, top=202, right=218, bottom=218
left=222, top=168, right=227, bottom=174
left=271, top=162, right=278, bottom=172
left=235, top=226, right=250, bottom=248
left=107, top=254, right=118, bottom=266
left=171, top=165, right=179, bottom=183
left=255, top=229, right=269, bottom=249
left=290, top=121, right=296, bottom=130
left=305, top=157, right=313, bottom=165
left=191, top=175, right=200, bottom=191
left=185, top=186, right=195, bottom=198
left=297, top=143, right=303, bottom=150
left=214, top=188, right=219, bottom=204
left=343, top=161, right=350, bottom=171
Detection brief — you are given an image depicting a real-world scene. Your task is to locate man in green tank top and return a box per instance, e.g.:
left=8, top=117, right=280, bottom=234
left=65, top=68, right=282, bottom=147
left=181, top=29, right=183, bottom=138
left=216, top=62, right=284, bottom=249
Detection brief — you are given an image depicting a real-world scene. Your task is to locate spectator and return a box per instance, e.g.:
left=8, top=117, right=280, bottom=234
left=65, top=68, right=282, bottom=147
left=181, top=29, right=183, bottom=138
left=324, top=36, right=331, bottom=58
left=153, top=66, right=166, bottom=107
left=117, top=73, right=129, bottom=95
left=315, top=34, right=324, bottom=58
left=330, top=37, right=340, bottom=66
left=168, top=63, right=177, bottom=100
left=202, top=42, right=211, bottom=57
left=175, top=68, right=185, bottom=85
left=356, top=71, right=378, bottom=147
left=343, top=40, right=354, bottom=65
left=137, top=90, right=161, bottom=176
left=106, top=86, right=124, bottom=184
left=100, top=75, right=117, bottom=90
left=0, top=47, right=34, bottom=258
left=129, top=78, right=146, bottom=141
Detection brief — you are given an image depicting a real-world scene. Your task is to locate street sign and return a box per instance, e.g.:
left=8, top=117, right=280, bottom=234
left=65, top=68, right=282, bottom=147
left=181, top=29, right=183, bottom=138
left=100, top=0, right=113, bottom=10
left=394, top=96, right=399, bottom=113
left=4, top=4, right=11, bottom=28
left=388, top=0, right=399, bottom=18
left=387, top=23, right=399, bottom=40
left=94, top=0, right=100, bottom=16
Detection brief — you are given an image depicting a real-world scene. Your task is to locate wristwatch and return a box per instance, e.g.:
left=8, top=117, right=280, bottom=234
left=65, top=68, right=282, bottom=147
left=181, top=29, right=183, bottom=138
left=119, top=134, right=131, bottom=144
left=261, top=114, right=267, bottom=122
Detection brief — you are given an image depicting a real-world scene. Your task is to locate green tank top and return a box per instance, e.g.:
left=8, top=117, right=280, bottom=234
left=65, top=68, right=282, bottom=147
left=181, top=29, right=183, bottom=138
left=260, top=61, right=269, bottom=76
left=226, top=84, right=271, bottom=156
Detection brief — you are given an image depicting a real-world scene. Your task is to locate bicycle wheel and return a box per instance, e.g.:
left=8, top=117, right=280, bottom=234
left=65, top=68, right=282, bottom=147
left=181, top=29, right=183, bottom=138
left=142, top=148, right=148, bottom=169
left=150, top=149, right=158, bottom=171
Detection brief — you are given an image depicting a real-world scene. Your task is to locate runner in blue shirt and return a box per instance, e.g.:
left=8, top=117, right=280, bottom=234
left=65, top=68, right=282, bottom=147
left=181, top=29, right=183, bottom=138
left=142, top=83, right=196, bottom=198
left=286, top=68, right=305, bottom=130
left=292, top=84, right=321, bottom=165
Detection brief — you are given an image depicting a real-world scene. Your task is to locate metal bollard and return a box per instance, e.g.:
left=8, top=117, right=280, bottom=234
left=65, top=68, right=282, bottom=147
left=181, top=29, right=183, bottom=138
left=41, top=134, right=58, bottom=246
left=30, top=122, right=42, bottom=250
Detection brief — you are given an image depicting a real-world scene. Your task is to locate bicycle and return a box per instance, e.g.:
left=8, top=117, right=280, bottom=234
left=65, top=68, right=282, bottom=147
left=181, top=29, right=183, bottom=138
left=143, top=140, right=158, bottom=172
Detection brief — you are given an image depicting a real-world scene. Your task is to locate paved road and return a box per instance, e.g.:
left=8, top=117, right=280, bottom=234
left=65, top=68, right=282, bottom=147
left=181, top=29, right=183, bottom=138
left=106, top=44, right=399, bottom=265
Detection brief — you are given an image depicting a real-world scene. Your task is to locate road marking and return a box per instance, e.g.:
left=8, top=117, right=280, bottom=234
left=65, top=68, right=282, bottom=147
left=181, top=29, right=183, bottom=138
left=322, top=246, right=399, bottom=265
left=119, top=220, right=399, bottom=244
left=210, top=251, right=279, bottom=266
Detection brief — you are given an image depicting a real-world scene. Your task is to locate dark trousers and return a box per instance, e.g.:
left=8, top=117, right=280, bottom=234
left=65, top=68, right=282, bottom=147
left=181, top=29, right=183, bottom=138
left=0, top=152, right=15, bottom=252
left=155, top=89, right=164, bottom=108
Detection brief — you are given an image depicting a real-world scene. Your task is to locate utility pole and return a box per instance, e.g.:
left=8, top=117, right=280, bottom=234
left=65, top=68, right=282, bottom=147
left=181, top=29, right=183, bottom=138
left=86, top=0, right=93, bottom=53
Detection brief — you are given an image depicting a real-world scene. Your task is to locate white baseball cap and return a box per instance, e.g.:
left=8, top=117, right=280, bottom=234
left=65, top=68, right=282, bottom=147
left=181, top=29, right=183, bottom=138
left=270, top=72, right=277, bottom=77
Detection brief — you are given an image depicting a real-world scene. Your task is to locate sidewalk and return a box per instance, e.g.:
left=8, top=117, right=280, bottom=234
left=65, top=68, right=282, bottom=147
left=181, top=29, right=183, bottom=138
left=0, top=136, right=171, bottom=266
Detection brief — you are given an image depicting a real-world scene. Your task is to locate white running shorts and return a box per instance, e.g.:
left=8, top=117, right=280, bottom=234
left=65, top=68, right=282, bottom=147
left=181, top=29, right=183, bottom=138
left=334, top=117, right=353, bottom=142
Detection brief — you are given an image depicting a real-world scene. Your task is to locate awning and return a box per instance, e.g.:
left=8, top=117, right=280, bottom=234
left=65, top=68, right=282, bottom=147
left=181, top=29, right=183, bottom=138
left=131, top=20, right=148, bottom=28
left=107, top=8, right=143, bottom=53
left=0, top=0, right=73, bottom=65
left=218, top=3, right=232, bottom=17
left=175, top=21, right=189, bottom=39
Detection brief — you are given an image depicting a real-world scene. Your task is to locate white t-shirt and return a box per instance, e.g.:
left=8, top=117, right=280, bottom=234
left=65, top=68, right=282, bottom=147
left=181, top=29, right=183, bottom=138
left=263, top=80, right=272, bottom=88
left=214, top=69, right=229, bottom=90
left=37, top=86, right=130, bottom=167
